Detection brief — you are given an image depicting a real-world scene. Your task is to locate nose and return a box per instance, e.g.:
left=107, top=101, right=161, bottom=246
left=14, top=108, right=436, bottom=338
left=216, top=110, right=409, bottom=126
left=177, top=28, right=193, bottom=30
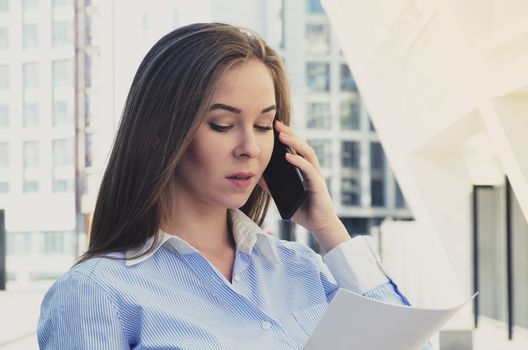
left=234, top=128, right=261, bottom=159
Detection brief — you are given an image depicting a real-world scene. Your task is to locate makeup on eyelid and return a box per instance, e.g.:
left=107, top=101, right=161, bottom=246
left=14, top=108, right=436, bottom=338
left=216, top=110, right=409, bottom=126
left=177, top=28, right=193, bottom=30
left=208, top=122, right=274, bottom=132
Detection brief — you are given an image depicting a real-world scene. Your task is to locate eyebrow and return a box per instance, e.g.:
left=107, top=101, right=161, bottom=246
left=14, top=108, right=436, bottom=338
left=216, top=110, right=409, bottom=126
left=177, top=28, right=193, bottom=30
left=209, top=103, right=276, bottom=114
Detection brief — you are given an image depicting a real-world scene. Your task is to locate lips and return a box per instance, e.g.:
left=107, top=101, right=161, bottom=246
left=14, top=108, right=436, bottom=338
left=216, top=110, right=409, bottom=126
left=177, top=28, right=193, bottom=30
left=226, top=172, right=255, bottom=189
left=226, top=172, right=255, bottom=180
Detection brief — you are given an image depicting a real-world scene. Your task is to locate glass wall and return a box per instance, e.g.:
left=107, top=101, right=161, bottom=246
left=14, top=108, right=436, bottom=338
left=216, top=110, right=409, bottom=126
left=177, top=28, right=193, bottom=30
left=476, top=185, right=508, bottom=324
left=474, top=181, right=528, bottom=338
left=512, top=186, right=528, bottom=329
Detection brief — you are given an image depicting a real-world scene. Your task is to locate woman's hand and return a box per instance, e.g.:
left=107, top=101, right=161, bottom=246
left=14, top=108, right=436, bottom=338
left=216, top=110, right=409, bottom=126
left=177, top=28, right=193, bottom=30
left=259, top=120, right=350, bottom=252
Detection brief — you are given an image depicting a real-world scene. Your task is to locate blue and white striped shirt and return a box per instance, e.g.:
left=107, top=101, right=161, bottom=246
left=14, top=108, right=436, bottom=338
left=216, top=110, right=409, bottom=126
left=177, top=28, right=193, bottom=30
left=38, top=209, right=430, bottom=349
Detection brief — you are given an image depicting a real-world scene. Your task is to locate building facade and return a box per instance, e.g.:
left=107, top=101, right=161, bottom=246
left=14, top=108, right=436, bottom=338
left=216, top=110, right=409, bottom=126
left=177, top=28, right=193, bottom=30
left=274, top=0, right=412, bottom=248
left=0, top=0, right=76, bottom=282
left=1, top=0, right=411, bottom=282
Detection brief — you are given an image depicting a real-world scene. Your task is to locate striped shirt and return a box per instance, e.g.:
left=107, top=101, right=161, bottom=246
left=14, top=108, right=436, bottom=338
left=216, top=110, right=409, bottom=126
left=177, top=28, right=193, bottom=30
left=38, top=209, right=431, bottom=349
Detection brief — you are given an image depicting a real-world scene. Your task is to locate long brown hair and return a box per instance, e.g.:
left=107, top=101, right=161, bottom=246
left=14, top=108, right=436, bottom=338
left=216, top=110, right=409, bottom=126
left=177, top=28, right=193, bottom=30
left=76, top=23, right=291, bottom=264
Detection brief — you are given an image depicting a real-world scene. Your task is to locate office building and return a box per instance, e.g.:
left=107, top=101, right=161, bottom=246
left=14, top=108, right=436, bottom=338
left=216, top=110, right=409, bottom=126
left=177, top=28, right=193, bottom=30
left=0, top=0, right=76, bottom=282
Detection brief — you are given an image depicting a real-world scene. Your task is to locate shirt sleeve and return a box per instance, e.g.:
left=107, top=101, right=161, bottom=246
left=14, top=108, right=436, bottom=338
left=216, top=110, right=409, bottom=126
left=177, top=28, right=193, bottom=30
left=322, top=235, right=391, bottom=294
left=37, top=271, right=130, bottom=349
left=319, top=235, right=433, bottom=350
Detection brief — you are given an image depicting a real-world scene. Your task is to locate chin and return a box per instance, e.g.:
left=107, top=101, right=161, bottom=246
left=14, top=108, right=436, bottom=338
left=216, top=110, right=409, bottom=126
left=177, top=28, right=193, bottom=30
left=224, top=195, right=254, bottom=210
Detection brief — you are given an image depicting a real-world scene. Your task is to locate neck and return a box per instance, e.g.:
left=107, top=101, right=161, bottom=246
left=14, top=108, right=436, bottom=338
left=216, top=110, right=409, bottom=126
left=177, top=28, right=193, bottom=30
left=160, top=203, right=236, bottom=255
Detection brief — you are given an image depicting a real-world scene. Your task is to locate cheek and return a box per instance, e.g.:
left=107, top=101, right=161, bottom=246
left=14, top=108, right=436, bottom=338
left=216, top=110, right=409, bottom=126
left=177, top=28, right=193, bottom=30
left=260, top=135, right=275, bottom=164
left=189, top=135, right=226, bottom=164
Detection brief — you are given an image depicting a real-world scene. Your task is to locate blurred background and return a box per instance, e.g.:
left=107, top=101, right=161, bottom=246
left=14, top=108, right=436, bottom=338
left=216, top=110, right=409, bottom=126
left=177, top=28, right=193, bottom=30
left=0, top=0, right=527, bottom=349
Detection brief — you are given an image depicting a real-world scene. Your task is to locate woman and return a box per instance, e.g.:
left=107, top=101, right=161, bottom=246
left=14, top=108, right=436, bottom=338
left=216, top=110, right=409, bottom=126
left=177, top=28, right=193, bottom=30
left=38, top=23, right=426, bottom=349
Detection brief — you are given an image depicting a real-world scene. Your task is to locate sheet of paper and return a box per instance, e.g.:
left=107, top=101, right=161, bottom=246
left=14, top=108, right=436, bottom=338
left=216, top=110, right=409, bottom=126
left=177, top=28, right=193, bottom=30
left=304, top=288, right=477, bottom=350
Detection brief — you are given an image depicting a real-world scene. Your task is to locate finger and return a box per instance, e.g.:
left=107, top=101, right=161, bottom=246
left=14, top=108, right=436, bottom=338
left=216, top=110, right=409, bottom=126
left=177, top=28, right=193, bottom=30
left=284, top=152, right=322, bottom=188
left=275, top=120, right=297, bottom=137
left=278, top=132, right=322, bottom=174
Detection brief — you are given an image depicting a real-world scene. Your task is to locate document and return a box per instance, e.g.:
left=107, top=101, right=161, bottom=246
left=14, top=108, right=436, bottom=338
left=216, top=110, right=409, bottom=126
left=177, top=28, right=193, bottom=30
left=304, top=288, right=477, bottom=350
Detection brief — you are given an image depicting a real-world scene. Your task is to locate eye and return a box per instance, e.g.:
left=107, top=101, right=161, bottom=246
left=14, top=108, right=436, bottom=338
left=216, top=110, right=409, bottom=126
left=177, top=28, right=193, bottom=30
left=255, top=125, right=273, bottom=132
left=208, top=123, right=233, bottom=132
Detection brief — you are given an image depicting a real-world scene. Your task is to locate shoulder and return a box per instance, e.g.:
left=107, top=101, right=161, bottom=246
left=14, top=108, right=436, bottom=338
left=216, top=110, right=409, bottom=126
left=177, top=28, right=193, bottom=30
left=71, top=251, right=126, bottom=275
left=38, top=255, right=132, bottom=348
left=43, top=253, right=127, bottom=302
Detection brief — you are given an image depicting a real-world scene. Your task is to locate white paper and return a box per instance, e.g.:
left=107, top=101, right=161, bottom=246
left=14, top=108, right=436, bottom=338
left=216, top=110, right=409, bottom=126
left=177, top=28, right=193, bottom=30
left=304, top=288, right=477, bottom=350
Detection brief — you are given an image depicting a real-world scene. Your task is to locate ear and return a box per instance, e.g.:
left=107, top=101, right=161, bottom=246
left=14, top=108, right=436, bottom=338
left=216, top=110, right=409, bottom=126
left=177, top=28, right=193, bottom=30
left=258, top=177, right=270, bottom=195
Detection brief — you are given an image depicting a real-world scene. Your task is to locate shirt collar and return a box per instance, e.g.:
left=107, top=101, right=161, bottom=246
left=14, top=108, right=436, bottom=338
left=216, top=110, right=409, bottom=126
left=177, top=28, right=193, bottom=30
left=125, top=209, right=281, bottom=266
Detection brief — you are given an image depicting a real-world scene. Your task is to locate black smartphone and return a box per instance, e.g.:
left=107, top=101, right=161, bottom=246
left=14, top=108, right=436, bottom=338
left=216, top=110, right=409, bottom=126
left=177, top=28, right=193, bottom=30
left=263, top=121, right=308, bottom=219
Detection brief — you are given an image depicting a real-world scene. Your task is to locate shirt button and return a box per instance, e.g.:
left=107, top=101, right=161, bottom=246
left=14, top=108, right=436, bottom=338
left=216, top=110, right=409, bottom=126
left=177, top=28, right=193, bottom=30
left=233, top=274, right=241, bottom=282
left=261, top=321, right=271, bottom=330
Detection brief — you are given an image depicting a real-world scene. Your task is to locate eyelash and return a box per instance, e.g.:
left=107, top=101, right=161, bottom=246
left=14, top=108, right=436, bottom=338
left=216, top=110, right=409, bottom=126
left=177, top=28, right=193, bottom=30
left=208, top=123, right=273, bottom=132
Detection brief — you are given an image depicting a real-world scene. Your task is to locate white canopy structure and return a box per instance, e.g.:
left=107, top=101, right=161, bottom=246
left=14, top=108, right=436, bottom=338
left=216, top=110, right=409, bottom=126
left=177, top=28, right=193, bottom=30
left=323, top=0, right=528, bottom=347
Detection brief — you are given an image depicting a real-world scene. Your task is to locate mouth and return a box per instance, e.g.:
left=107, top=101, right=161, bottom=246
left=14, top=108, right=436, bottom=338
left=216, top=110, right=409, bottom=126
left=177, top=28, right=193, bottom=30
left=226, top=172, right=255, bottom=189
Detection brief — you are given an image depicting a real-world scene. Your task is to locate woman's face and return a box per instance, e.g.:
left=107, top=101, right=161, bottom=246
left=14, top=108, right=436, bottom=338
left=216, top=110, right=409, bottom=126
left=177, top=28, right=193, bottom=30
left=174, top=59, right=276, bottom=210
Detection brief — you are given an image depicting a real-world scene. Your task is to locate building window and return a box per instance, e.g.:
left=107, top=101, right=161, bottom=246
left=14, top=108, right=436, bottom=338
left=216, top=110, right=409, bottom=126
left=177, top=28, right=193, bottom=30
left=52, top=139, right=75, bottom=194
left=85, top=13, right=94, bottom=45
left=395, top=180, right=406, bottom=208
left=370, top=142, right=385, bottom=207
left=85, top=53, right=93, bottom=87
left=84, top=92, right=91, bottom=117
left=23, top=103, right=39, bottom=128
left=53, top=179, right=72, bottom=192
left=371, top=142, right=384, bottom=171
left=52, top=100, right=72, bottom=126
left=23, top=62, right=39, bottom=90
left=0, top=105, right=9, bottom=127
left=23, top=0, right=39, bottom=11
left=44, top=231, right=65, bottom=255
left=52, top=0, right=73, bottom=7
left=371, top=179, right=385, bottom=207
left=369, top=117, right=376, bottom=132
left=52, top=59, right=73, bottom=88
left=23, top=180, right=39, bottom=193
left=0, top=181, right=8, bottom=193
left=341, top=178, right=360, bottom=206
left=308, top=139, right=332, bottom=168
left=23, top=23, right=39, bottom=49
left=52, top=139, right=73, bottom=166
left=306, top=62, right=329, bottom=92
left=42, top=231, right=74, bottom=255
left=0, top=27, right=8, bottom=50
left=85, top=133, right=94, bottom=167
left=7, top=232, right=32, bottom=255
left=23, top=141, right=39, bottom=167
left=341, top=141, right=361, bottom=206
left=340, top=64, right=357, bottom=92
left=52, top=20, right=73, bottom=47
left=0, top=0, right=9, bottom=12
left=305, top=0, right=324, bottom=14
left=0, top=65, right=8, bottom=90
left=340, top=99, right=360, bottom=130
left=0, top=142, right=9, bottom=167
left=305, top=23, right=330, bottom=54
left=341, top=141, right=360, bottom=169
left=306, top=102, right=331, bottom=129
left=84, top=92, right=94, bottom=126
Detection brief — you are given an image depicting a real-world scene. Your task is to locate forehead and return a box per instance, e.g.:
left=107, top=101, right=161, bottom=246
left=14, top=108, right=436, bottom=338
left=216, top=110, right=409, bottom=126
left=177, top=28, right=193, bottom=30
left=211, top=60, right=276, bottom=101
